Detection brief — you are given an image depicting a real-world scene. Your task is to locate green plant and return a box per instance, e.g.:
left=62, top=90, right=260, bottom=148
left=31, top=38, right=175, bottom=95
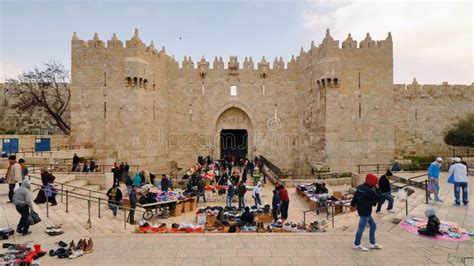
left=444, top=114, right=474, bottom=147
left=4, top=130, right=16, bottom=134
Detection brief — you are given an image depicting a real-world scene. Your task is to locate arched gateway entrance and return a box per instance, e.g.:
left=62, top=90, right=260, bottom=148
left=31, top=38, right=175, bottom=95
left=214, top=106, right=254, bottom=160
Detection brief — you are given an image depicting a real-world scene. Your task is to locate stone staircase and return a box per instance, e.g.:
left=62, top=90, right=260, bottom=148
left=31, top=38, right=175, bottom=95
left=32, top=188, right=134, bottom=236
left=332, top=186, right=428, bottom=235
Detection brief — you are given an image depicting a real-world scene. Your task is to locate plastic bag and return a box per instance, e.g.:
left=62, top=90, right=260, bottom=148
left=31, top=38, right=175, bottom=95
left=397, top=187, right=407, bottom=202
left=427, top=181, right=435, bottom=193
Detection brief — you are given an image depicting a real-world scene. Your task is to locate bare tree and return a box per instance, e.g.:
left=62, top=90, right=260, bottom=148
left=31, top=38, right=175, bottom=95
left=4, top=61, right=71, bottom=134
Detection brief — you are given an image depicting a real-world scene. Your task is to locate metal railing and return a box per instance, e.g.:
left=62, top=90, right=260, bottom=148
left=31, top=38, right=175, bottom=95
left=25, top=163, right=141, bottom=174
left=29, top=178, right=147, bottom=230
left=300, top=173, right=429, bottom=229
left=451, top=147, right=474, bottom=158
left=1, top=144, right=94, bottom=158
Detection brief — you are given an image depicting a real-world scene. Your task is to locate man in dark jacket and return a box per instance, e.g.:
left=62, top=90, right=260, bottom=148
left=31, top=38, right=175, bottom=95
left=278, top=185, right=290, bottom=222
left=226, top=183, right=235, bottom=207
left=240, top=207, right=254, bottom=225
left=351, top=173, right=382, bottom=251
left=237, top=182, right=247, bottom=210
left=161, top=175, right=170, bottom=192
left=197, top=178, right=206, bottom=203
left=72, top=154, right=80, bottom=172
left=106, top=183, right=122, bottom=217
left=376, top=170, right=395, bottom=214
left=272, top=189, right=281, bottom=222
left=128, top=185, right=137, bottom=225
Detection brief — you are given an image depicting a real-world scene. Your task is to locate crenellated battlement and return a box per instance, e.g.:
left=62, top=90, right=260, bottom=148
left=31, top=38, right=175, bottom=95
left=72, top=29, right=169, bottom=59
left=174, top=55, right=296, bottom=72
left=393, top=79, right=474, bottom=100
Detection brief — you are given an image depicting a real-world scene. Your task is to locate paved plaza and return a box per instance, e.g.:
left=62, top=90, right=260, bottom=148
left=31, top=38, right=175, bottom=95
left=1, top=172, right=473, bottom=265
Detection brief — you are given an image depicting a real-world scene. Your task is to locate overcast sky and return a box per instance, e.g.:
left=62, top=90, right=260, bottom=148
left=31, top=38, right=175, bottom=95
left=0, top=0, right=472, bottom=84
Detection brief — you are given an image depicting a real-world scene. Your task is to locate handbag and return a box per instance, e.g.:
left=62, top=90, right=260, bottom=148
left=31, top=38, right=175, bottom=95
left=447, top=175, right=455, bottom=184
left=28, top=210, right=41, bottom=225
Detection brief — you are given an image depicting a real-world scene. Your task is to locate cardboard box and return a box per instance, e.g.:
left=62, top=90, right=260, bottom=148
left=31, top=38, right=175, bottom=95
left=172, top=203, right=182, bottom=217
left=255, top=213, right=273, bottom=223
left=183, top=200, right=191, bottom=213
left=205, top=215, right=217, bottom=228
left=189, top=198, right=197, bottom=211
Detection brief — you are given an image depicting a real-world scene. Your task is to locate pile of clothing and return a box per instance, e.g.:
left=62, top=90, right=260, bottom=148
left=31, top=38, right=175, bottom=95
left=405, top=218, right=469, bottom=239
left=155, top=191, right=185, bottom=202
left=137, top=220, right=168, bottom=233
left=1, top=243, right=47, bottom=264
left=49, top=238, right=93, bottom=259
left=281, top=222, right=308, bottom=233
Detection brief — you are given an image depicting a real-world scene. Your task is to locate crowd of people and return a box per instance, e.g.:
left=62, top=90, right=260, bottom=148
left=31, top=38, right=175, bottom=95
left=182, top=155, right=292, bottom=223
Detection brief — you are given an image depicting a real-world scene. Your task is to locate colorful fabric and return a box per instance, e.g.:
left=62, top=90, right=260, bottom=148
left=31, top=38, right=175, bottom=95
left=400, top=218, right=470, bottom=242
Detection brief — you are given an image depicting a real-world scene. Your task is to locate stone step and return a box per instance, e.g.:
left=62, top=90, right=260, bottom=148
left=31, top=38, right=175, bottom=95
left=64, top=179, right=89, bottom=189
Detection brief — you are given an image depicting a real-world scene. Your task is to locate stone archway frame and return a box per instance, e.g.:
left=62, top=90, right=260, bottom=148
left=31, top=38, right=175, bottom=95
left=212, top=101, right=258, bottom=160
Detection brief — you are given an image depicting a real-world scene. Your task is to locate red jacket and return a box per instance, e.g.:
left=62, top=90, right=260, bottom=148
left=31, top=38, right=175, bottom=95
left=279, top=188, right=289, bottom=202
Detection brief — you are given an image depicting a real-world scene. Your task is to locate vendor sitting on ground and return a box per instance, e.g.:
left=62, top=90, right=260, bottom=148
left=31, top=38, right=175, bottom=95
left=418, top=208, right=440, bottom=237
left=240, top=207, right=255, bottom=225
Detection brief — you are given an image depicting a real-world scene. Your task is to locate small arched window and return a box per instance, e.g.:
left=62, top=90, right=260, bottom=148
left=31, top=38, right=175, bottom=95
left=230, top=85, right=237, bottom=96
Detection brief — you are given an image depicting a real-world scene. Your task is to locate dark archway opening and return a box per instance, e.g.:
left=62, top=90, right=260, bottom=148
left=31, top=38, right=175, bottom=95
left=220, top=129, right=248, bottom=160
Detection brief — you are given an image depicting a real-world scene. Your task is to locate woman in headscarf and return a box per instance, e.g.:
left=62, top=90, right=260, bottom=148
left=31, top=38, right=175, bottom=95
left=34, top=168, right=56, bottom=204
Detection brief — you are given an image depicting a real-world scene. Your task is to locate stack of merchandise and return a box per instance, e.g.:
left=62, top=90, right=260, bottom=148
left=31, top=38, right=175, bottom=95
left=1, top=243, right=47, bottom=264
left=136, top=220, right=168, bottom=233
left=240, top=225, right=257, bottom=233
left=282, top=222, right=308, bottom=233
left=171, top=223, right=203, bottom=233
left=0, top=228, right=14, bottom=240
left=48, top=238, right=93, bottom=259
left=296, top=183, right=351, bottom=206
left=156, top=191, right=186, bottom=202
left=308, top=220, right=328, bottom=232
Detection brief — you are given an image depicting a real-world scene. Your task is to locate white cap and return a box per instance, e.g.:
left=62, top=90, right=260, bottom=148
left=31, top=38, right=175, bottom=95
left=453, top=157, right=461, bottom=163
left=436, top=157, right=443, bottom=162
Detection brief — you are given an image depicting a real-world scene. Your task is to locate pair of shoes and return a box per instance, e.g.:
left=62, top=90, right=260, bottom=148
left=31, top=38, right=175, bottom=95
left=353, top=245, right=368, bottom=251
left=46, top=228, right=64, bottom=236
left=22, top=231, right=32, bottom=236
left=83, top=238, right=93, bottom=254
left=435, top=199, right=443, bottom=202
left=387, top=209, right=395, bottom=213
left=69, top=249, right=83, bottom=259
left=47, top=224, right=62, bottom=230
left=370, top=244, right=383, bottom=249
left=51, top=203, right=58, bottom=206
left=57, top=241, right=68, bottom=248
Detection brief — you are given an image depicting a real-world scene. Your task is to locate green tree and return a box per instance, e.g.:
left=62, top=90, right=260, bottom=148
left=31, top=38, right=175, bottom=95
left=444, top=114, right=474, bottom=147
